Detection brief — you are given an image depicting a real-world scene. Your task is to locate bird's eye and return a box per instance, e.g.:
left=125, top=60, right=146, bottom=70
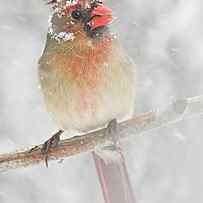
left=71, top=10, right=82, bottom=20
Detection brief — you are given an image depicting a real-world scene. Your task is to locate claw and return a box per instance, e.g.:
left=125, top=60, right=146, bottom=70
left=105, top=119, right=118, bottom=145
left=29, top=145, right=40, bottom=153
left=41, top=130, right=64, bottom=167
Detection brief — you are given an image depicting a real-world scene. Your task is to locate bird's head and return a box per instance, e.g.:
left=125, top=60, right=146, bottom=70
left=47, top=0, right=113, bottom=42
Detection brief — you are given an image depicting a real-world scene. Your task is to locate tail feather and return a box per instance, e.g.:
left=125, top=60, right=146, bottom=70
left=92, top=147, right=136, bottom=203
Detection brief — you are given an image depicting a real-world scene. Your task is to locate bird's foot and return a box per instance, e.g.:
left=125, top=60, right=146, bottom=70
left=29, top=145, right=40, bottom=153
left=94, top=119, right=122, bottom=163
left=41, top=130, right=64, bottom=167
left=104, top=119, right=119, bottom=148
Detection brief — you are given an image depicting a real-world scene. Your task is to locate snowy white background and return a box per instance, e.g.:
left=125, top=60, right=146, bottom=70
left=0, top=0, right=203, bottom=202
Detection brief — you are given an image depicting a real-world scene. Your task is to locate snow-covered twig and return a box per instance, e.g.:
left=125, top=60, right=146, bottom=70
left=0, top=95, right=202, bottom=173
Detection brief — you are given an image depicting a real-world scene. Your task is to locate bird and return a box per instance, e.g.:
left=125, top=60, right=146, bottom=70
left=38, top=0, right=136, bottom=166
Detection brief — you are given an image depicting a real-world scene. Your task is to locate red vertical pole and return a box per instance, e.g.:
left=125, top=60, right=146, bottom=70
left=92, top=146, right=136, bottom=203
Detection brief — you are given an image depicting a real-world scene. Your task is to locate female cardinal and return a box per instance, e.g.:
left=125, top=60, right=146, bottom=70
left=38, top=0, right=136, bottom=165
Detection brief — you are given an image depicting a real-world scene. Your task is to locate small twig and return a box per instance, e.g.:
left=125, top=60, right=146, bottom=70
left=0, top=95, right=202, bottom=173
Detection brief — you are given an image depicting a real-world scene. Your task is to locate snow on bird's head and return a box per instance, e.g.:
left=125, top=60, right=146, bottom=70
left=46, top=0, right=105, bottom=16
left=46, top=0, right=89, bottom=15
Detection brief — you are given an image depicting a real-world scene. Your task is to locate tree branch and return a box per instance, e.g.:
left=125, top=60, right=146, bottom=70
left=0, top=95, right=202, bottom=173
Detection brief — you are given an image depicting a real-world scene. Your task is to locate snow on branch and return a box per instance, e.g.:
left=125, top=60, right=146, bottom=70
left=0, top=95, right=202, bottom=173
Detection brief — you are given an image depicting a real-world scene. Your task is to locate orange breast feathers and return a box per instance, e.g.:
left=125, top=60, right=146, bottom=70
left=48, top=36, right=113, bottom=89
left=41, top=36, right=114, bottom=116
left=39, top=34, right=135, bottom=130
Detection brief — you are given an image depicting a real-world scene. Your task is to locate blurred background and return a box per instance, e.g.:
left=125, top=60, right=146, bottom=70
left=0, top=0, right=203, bottom=202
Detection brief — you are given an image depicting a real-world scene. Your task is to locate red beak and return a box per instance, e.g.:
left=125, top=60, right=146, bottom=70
left=89, top=5, right=113, bottom=30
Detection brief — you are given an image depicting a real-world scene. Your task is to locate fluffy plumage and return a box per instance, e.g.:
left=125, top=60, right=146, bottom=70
left=39, top=0, right=136, bottom=132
